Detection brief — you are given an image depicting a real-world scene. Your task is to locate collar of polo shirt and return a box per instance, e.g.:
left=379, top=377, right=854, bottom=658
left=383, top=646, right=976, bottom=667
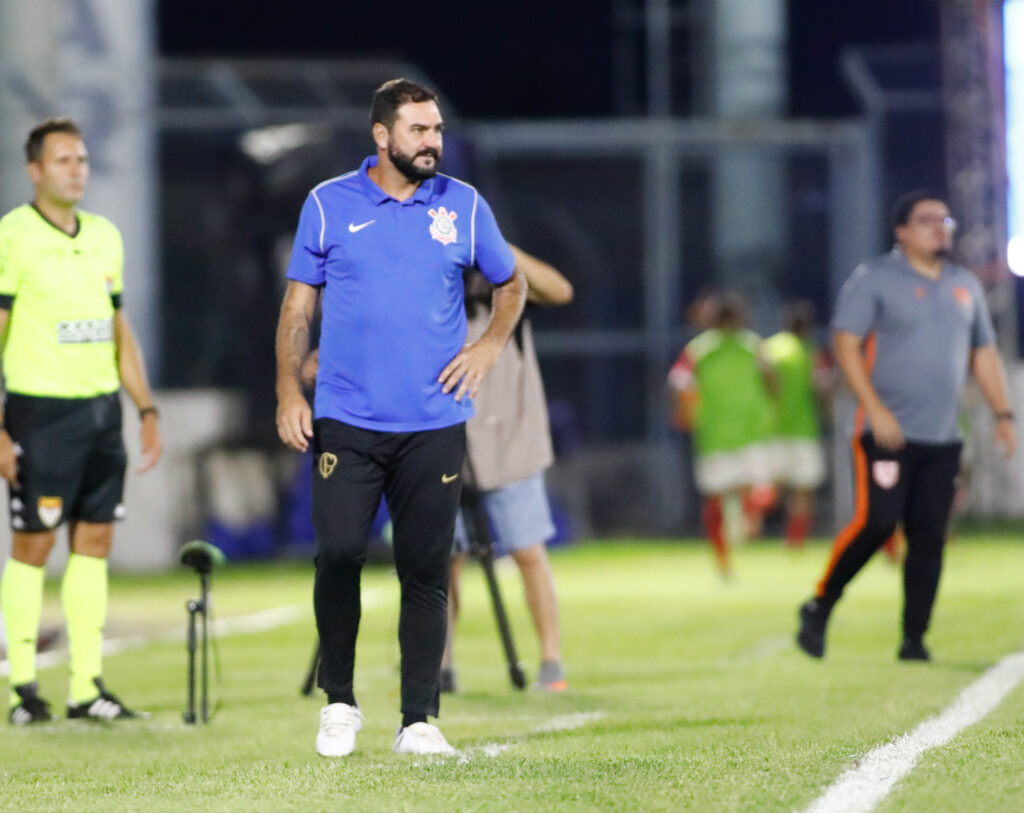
left=359, top=156, right=438, bottom=206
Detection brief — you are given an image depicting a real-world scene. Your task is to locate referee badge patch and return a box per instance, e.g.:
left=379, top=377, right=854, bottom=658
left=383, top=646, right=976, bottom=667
left=318, top=453, right=338, bottom=479
left=428, top=207, right=458, bottom=245
left=872, top=460, right=900, bottom=490
left=37, top=497, right=63, bottom=528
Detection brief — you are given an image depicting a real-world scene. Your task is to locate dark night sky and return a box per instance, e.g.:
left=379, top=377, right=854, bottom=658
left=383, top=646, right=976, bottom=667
left=159, top=0, right=941, bottom=119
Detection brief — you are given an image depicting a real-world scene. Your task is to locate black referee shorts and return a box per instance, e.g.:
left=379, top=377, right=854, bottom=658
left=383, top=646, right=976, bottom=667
left=5, top=392, right=127, bottom=532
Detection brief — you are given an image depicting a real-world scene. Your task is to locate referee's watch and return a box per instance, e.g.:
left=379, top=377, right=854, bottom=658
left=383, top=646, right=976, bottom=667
left=995, top=410, right=1015, bottom=422
left=139, top=406, right=159, bottom=420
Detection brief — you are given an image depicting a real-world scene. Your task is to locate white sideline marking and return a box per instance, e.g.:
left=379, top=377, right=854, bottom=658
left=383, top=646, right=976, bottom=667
left=454, top=742, right=514, bottom=764
left=721, top=635, right=791, bottom=665
left=531, top=710, right=608, bottom=733
left=413, top=712, right=610, bottom=767
left=412, top=742, right=514, bottom=767
left=805, top=651, right=1024, bottom=813
left=477, top=742, right=512, bottom=757
left=0, top=604, right=312, bottom=678
left=0, top=586, right=392, bottom=679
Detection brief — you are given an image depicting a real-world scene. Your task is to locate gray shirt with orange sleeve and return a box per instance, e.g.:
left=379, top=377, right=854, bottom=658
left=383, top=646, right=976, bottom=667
left=830, top=248, right=995, bottom=444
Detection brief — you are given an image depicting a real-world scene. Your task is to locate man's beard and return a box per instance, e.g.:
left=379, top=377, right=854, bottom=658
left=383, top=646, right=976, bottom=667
left=388, top=140, right=441, bottom=182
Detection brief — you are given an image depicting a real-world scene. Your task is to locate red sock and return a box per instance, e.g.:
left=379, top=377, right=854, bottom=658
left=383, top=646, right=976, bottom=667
left=746, top=484, right=777, bottom=513
left=785, top=512, right=811, bottom=548
left=701, top=497, right=730, bottom=573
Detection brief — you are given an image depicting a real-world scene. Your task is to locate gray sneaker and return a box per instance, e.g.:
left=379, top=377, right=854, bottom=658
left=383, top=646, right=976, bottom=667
left=534, top=660, right=567, bottom=692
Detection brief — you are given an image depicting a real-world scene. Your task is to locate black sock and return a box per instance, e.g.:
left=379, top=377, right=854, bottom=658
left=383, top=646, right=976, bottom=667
left=328, top=693, right=356, bottom=707
left=402, top=713, right=427, bottom=728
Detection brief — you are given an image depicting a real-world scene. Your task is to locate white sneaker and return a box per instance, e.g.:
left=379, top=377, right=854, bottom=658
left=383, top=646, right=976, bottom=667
left=316, top=703, right=363, bottom=757
left=393, top=722, right=456, bottom=755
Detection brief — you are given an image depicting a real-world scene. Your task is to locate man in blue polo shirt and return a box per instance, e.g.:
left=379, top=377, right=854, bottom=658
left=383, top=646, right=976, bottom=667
left=275, top=78, right=525, bottom=758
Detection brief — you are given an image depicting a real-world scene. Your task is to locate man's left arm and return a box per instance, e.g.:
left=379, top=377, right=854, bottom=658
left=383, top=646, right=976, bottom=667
left=970, top=344, right=1016, bottom=458
left=114, top=309, right=162, bottom=472
left=439, top=268, right=526, bottom=402
left=968, top=280, right=1015, bottom=457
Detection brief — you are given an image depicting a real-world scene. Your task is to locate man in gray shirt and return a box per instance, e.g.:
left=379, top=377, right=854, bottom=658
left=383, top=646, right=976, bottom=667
left=797, top=191, right=1016, bottom=661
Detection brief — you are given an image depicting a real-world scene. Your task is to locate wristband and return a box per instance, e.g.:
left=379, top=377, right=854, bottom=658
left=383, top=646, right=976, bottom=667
left=995, top=410, right=1015, bottom=422
left=139, top=406, right=159, bottom=420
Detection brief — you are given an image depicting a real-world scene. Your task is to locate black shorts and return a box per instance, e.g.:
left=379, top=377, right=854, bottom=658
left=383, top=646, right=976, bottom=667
left=5, top=392, right=127, bottom=532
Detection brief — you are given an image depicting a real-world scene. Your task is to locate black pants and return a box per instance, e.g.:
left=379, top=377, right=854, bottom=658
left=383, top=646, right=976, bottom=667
left=817, top=433, right=962, bottom=639
left=312, top=418, right=465, bottom=717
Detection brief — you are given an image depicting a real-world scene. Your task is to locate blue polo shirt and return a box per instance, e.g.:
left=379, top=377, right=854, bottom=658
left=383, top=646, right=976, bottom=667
left=286, top=155, right=515, bottom=432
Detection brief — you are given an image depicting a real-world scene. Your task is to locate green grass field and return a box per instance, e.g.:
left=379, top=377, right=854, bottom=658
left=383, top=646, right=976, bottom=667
left=2, top=535, right=1022, bottom=812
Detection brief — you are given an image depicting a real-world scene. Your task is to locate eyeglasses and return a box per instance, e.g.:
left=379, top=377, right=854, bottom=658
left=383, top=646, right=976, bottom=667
left=909, top=215, right=957, bottom=230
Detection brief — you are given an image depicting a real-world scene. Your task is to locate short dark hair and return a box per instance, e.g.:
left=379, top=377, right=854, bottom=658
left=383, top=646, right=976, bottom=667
left=369, top=78, right=440, bottom=131
left=783, top=300, right=816, bottom=337
left=25, top=117, right=83, bottom=163
left=715, top=291, right=749, bottom=329
left=890, top=189, right=946, bottom=232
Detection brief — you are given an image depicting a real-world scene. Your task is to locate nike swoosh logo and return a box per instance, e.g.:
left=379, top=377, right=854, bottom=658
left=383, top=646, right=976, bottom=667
left=441, top=473, right=459, bottom=484
left=348, top=220, right=375, bottom=233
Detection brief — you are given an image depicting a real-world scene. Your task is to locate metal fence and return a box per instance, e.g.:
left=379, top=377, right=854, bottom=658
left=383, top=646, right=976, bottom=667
left=467, top=118, right=880, bottom=533
left=155, top=59, right=883, bottom=537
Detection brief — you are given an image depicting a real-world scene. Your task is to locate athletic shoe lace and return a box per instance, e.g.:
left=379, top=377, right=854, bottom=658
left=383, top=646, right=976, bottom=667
left=320, top=704, right=361, bottom=736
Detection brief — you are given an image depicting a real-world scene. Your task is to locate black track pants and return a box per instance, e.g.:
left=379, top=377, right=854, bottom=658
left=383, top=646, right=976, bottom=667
left=817, top=433, right=961, bottom=639
left=311, top=418, right=465, bottom=717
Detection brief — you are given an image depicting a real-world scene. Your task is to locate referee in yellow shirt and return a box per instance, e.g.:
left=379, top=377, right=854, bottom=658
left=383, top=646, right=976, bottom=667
left=0, top=118, right=161, bottom=724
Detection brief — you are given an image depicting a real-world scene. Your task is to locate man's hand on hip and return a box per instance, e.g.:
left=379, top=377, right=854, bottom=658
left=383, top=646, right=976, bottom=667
left=868, top=404, right=905, bottom=451
left=439, top=338, right=504, bottom=402
left=277, top=392, right=313, bottom=452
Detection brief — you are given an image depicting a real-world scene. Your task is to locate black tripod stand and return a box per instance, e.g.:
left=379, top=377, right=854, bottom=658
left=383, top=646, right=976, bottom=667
left=459, top=479, right=527, bottom=690
left=180, top=541, right=224, bottom=723
left=300, top=477, right=526, bottom=694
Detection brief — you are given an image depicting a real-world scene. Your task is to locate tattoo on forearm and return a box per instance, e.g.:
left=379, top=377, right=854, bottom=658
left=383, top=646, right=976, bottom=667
left=485, top=275, right=527, bottom=344
left=277, top=314, right=310, bottom=385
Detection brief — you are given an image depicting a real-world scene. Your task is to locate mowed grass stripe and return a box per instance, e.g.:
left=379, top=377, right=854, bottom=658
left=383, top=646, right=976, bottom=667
left=805, top=651, right=1024, bottom=813
left=0, top=537, right=1021, bottom=812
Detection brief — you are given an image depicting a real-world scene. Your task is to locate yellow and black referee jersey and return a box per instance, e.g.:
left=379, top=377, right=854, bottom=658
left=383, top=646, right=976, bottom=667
left=0, top=203, right=124, bottom=399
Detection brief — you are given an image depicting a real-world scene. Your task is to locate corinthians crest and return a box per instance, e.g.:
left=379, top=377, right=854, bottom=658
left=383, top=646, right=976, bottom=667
left=319, top=453, right=338, bottom=479
left=428, top=206, right=458, bottom=245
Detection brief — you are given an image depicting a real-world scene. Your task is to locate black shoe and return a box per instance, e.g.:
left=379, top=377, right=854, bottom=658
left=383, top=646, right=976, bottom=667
left=796, top=599, right=830, bottom=659
left=439, top=667, right=457, bottom=694
left=8, top=681, right=53, bottom=726
left=67, top=678, right=148, bottom=720
left=898, top=638, right=931, bottom=662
